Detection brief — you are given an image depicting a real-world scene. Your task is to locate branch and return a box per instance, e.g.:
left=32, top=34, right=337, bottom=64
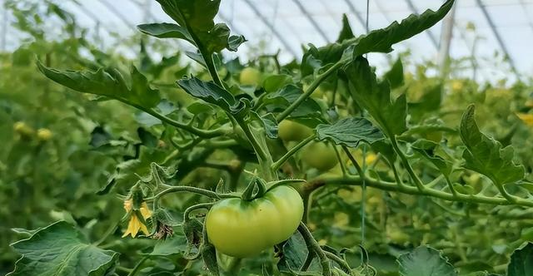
left=308, top=175, right=533, bottom=207
left=276, top=59, right=347, bottom=122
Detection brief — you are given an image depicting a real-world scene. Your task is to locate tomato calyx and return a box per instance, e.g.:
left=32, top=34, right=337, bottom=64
left=241, top=176, right=267, bottom=201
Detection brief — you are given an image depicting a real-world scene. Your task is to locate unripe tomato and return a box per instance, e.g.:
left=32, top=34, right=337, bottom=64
left=205, top=185, right=303, bottom=258
left=239, top=67, right=262, bottom=86
left=37, top=128, right=53, bottom=141
left=387, top=227, right=410, bottom=244
left=278, top=120, right=313, bottom=142
left=13, top=122, right=34, bottom=137
left=301, top=142, right=339, bottom=171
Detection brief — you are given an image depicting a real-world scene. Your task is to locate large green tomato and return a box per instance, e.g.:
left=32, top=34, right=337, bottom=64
left=205, top=185, right=304, bottom=258
left=301, top=141, right=339, bottom=171
left=278, top=120, right=313, bottom=142
left=239, top=67, right=262, bottom=86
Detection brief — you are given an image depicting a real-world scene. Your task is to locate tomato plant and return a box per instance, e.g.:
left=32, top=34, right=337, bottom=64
left=3, top=0, right=533, bottom=275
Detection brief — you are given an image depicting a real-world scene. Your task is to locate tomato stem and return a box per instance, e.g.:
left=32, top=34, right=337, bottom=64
left=127, top=255, right=150, bottom=276
left=149, top=186, right=238, bottom=210
left=323, top=251, right=352, bottom=274
left=298, top=222, right=332, bottom=276
left=183, top=203, right=214, bottom=222
left=389, top=135, right=426, bottom=192
left=277, top=59, right=348, bottom=122
left=271, top=134, right=316, bottom=172
left=310, top=175, right=533, bottom=207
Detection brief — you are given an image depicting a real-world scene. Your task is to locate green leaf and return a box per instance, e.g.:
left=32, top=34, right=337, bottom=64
left=397, top=246, right=456, bottom=276
left=371, top=140, right=397, bottom=163
left=137, top=127, right=158, bottom=149
left=155, top=0, right=243, bottom=55
left=137, top=23, right=193, bottom=42
left=336, top=14, right=355, bottom=43
left=278, top=232, right=321, bottom=275
left=301, top=0, right=454, bottom=76
left=37, top=62, right=160, bottom=109
left=342, top=56, right=407, bottom=136
left=150, top=234, right=188, bottom=256
left=227, top=35, right=246, bottom=51
left=251, top=112, right=278, bottom=139
left=460, top=105, right=524, bottom=185
left=201, top=243, right=220, bottom=276
left=264, top=84, right=322, bottom=118
left=8, top=221, right=118, bottom=276
left=177, top=76, right=246, bottom=114
left=507, top=242, right=533, bottom=276
left=412, top=139, right=453, bottom=176
left=316, top=117, right=384, bottom=148
left=352, top=0, right=455, bottom=56
left=383, top=58, right=404, bottom=89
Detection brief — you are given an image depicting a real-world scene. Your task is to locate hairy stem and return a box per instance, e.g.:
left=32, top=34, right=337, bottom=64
left=298, top=223, right=332, bottom=276
left=390, top=136, right=425, bottom=192
left=308, top=175, right=533, bottom=207
left=271, top=134, right=316, bottom=171
left=277, top=60, right=347, bottom=122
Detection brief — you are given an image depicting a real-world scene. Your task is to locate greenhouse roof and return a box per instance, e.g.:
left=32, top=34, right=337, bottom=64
left=2, top=0, right=533, bottom=81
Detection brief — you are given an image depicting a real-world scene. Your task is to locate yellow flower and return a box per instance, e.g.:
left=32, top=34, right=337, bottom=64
left=122, top=199, right=152, bottom=238
left=517, top=113, right=533, bottom=127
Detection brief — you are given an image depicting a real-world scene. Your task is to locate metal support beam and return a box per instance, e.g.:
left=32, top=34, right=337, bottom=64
left=519, top=0, right=533, bottom=37
left=75, top=2, right=113, bottom=34
left=475, top=0, right=518, bottom=74
left=97, top=0, right=136, bottom=31
left=438, top=2, right=456, bottom=76
left=290, top=0, right=330, bottom=43
left=404, top=0, right=439, bottom=49
left=341, top=0, right=369, bottom=33
left=242, top=0, right=298, bottom=56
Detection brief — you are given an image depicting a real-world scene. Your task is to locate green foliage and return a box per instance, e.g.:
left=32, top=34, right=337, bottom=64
left=8, top=222, right=118, bottom=276
left=342, top=56, right=408, bottom=136
left=37, top=64, right=161, bottom=109
left=460, top=105, right=525, bottom=186
left=507, top=243, right=533, bottom=276
left=397, top=246, right=456, bottom=276
left=316, top=118, right=384, bottom=148
left=3, top=0, right=533, bottom=275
